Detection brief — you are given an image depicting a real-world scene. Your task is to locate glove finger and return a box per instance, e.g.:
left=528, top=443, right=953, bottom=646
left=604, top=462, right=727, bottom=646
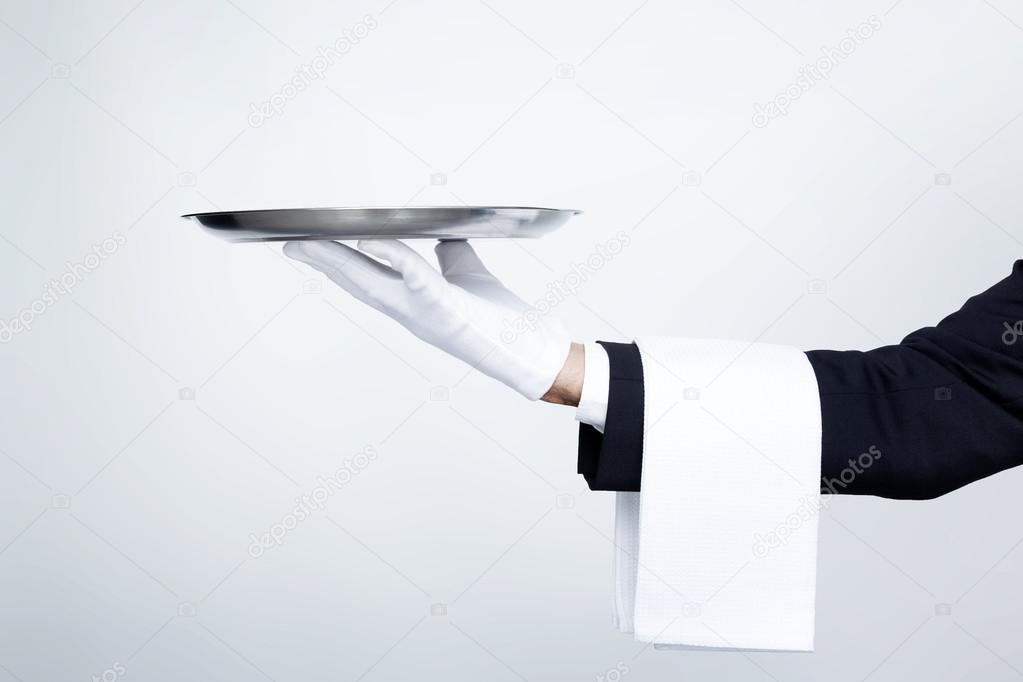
left=283, top=241, right=400, bottom=301
left=433, top=240, right=528, bottom=308
left=357, top=239, right=441, bottom=293
left=434, top=240, right=499, bottom=282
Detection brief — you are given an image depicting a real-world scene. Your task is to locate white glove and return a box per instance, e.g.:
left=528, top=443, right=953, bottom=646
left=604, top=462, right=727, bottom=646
left=283, top=239, right=572, bottom=400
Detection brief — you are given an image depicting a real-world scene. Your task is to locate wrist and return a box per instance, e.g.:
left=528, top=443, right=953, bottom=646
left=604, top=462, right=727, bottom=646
left=541, top=342, right=584, bottom=406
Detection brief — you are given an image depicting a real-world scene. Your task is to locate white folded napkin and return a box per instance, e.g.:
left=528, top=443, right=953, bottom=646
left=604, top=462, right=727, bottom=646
left=614, top=337, right=822, bottom=651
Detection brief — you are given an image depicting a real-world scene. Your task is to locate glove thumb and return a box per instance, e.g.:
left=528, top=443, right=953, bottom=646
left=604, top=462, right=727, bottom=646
left=358, top=239, right=439, bottom=292
left=435, top=240, right=497, bottom=282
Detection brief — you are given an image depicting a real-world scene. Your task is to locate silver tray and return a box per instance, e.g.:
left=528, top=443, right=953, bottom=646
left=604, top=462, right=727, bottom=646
left=181, top=206, right=581, bottom=242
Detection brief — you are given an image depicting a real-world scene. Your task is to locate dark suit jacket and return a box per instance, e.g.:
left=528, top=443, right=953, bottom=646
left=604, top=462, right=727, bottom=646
left=578, top=260, right=1023, bottom=499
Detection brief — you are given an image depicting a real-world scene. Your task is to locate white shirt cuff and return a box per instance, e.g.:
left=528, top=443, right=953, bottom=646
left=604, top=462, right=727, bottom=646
left=575, top=342, right=610, bottom=433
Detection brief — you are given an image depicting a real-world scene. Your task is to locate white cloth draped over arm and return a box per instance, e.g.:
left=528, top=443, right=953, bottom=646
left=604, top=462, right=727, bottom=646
left=613, top=337, right=822, bottom=652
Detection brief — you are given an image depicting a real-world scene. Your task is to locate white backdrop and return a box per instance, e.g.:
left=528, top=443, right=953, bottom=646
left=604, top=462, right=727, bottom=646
left=2, top=0, right=1023, bottom=680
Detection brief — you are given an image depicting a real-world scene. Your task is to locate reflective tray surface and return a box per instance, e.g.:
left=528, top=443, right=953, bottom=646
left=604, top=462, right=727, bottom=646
left=182, top=206, right=581, bottom=242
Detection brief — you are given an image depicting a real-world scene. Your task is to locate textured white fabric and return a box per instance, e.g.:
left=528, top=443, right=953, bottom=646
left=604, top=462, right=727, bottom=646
left=284, top=240, right=571, bottom=400
left=575, top=343, right=610, bottom=432
left=612, top=491, right=640, bottom=633
left=615, top=337, right=822, bottom=651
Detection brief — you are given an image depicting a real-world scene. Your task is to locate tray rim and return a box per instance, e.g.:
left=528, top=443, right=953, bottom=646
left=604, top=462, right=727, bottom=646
left=181, top=206, right=583, bottom=219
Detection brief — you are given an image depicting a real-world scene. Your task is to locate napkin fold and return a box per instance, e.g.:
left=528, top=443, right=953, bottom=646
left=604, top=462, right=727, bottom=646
left=613, top=337, right=822, bottom=651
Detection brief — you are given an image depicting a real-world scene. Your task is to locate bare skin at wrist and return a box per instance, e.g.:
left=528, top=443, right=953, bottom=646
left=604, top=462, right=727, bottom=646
left=541, top=342, right=584, bottom=406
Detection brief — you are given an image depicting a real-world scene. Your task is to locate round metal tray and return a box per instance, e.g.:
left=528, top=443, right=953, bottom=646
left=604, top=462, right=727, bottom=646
left=182, top=206, right=581, bottom=242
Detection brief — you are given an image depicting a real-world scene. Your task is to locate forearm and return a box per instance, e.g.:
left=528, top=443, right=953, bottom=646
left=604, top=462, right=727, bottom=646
left=541, top=342, right=585, bottom=406
left=570, top=262, right=1023, bottom=498
left=811, top=261, right=1023, bottom=498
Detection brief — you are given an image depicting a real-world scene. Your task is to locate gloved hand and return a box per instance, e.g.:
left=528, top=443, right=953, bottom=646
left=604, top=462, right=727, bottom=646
left=283, top=239, right=572, bottom=400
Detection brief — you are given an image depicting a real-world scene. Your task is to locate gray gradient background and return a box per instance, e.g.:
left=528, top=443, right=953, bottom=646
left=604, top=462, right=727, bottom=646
left=2, top=0, right=1023, bottom=680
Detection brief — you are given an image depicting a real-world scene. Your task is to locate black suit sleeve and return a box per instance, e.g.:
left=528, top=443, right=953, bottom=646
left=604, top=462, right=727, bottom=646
left=579, top=260, right=1023, bottom=499
left=577, top=341, right=645, bottom=492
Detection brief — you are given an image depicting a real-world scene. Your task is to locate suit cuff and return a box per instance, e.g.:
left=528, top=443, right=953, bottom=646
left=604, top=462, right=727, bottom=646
left=577, top=341, right=645, bottom=492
